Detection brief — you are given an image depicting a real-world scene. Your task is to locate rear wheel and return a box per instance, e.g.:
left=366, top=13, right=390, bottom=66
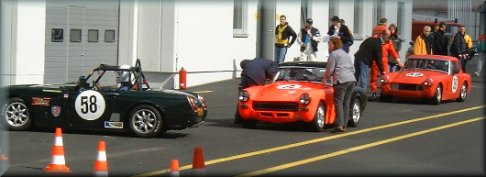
left=456, top=83, right=467, bottom=102
left=308, top=103, right=325, bottom=132
left=128, top=105, right=164, bottom=138
left=431, top=85, right=442, bottom=105
left=347, top=98, right=362, bottom=127
left=2, top=98, right=32, bottom=130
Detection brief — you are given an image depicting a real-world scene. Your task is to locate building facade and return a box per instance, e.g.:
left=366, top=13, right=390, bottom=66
left=1, top=0, right=414, bottom=88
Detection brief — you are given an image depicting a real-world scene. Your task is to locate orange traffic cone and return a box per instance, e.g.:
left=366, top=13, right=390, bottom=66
left=44, top=127, right=71, bottom=173
left=192, top=147, right=206, bottom=176
left=94, top=141, right=108, bottom=177
left=169, top=159, right=180, bottom=177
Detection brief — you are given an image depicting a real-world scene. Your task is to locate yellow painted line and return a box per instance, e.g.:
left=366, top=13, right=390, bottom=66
left=193, top=90, right=213, bottom=94
left=237, top=116, right=485, bottom=177
left=133, top=105, right=485, bottom=177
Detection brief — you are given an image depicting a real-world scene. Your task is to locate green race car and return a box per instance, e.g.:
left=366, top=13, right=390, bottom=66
left=1, top=60, right=207, bottom=137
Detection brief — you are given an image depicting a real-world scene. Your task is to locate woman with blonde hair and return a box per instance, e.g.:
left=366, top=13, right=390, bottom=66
left=324, top=37, right=356, bottom=133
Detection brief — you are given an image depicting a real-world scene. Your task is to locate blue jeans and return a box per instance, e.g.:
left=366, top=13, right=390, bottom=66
left=354, top=59, right=369, bottom=92
left=333, top=81, right=355, bottom=128
left=274, top=46, right=288, bottom=64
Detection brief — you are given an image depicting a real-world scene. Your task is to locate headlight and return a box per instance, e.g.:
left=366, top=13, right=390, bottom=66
left=239, top=90, right=249, bottom=102
left=423, top=78, right=433, bottom=87
left=299, top=93, right=311, bottom=105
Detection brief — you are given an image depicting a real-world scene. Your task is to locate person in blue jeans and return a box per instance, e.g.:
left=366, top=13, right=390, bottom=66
left=274, top=15, right=297, bottom=64
left=353, top=33, right=385, bottom=95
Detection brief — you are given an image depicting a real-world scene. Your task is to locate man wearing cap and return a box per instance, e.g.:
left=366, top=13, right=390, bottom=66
left=327, top=16, right=354, bottom=53
left=297, top=18, right=321, bottom=61
left=432, top=22, right=449, bottom=56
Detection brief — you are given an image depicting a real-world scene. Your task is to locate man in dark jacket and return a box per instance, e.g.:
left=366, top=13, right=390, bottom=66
left=433, top=22, right=449, bottom=56
left=450, top=25, right=473, bottom=72
left=354, top=32, right=385, bottom=95
left=274, top=15, right=297, bottom=64
left=240, top=57, right=278, bottom=89
left=327, top=16, right=353, bottom=53
left=235, top=57, right=278, bottom=123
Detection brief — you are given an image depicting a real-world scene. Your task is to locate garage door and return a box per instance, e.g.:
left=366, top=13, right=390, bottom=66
left=44, top=0, right=119, bottom=83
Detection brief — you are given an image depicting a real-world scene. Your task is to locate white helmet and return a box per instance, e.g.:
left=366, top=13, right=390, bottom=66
left=117, top=65, right=131, bottom=83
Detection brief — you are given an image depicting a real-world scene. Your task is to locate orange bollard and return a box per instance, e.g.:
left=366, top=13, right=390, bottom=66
left=44, top=128, right=71, bottom=173
left=169, top=159, right=180, bottom=177
left=192, top=147, right=206, bottom=176
left=94, top=141, right=108, bottom=176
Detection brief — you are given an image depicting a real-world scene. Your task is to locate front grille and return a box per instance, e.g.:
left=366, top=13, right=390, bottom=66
left=393, top=84, right=423, bottom=91
left=253, top=102, right=298, bottom=112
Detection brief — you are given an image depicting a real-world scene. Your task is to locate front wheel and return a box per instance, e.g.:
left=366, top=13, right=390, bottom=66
left=2, top=98, right=32, bottom=131
left=308, top=103, right=325, bottom=132
left=347, top=98, right=362, bottom=127
left=431, top=85, right=442, bottom=105
left=128, top=105, right=164, bottom=138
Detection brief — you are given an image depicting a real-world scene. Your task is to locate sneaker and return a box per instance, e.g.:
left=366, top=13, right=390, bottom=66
left=332, top=125, right=345, bottom=133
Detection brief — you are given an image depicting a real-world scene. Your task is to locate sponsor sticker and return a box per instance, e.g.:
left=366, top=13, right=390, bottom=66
left=63, top=94, right=69, bottom=99
left=405, top=72, right=424, bottom=77
left=75, top=90, right=106, bottom=120
left=51, top=105, right=61, bottom=117
left=32, top=97, right=51, bottom=106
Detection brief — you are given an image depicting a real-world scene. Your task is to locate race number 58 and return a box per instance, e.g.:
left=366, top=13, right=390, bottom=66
left=75, top=90, right=106, bottom=120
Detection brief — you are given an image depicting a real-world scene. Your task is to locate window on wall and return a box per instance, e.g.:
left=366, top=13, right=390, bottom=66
left=233, top=0, right=248, bottom=38
left=88, top=29, right=99, bottom=42
left=353, top=0, right=363, bottom=38
left=70, top=29, right=82, bottom=42
left=51, top=28, right=63, bottom=42
left=104, top=30, right=116, bottom=42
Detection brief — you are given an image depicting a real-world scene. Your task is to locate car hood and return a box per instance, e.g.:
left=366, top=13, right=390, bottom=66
left=247, top=81, right=324, bottom=102
left=389, top=70, right=446, bottom=84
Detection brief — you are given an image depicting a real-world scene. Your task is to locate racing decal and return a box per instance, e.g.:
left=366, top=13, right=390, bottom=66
left=63, top=94, right=69, bottom=99
left=75, top=90, right=106, bottom=121
left=32, top=97, right=51, bottom=106
left=104, top=121, right=123, bottom=129
left=405, top=72, right=424, bottom=77
left=452, top=75, right=458, bottom=93
left=277, top=84, right=302, bottom=90
left=51, top=106, right=61, bottom=117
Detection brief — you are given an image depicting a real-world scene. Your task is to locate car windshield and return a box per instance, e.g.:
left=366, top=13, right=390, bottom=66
left=273, top=66, right=325, bottom=83
left=404, top=59, right=449, bottom=73
left=86, top=69, right=136, bottom=91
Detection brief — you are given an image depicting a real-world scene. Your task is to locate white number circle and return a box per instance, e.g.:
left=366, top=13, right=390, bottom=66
left=75, top=90, right=106, bottom=120
left=452, top=75, right=458, bottom=93
left=277, top=84, right=302, bottom=90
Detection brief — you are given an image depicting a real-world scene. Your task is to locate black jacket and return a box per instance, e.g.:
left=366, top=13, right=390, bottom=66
left=327, top=25, right=353, bottom=46
left=433, top=30, right=449, bottom=55
left=450, top=33, right=468, bottom=56
left=300, top=27, right=321, bottom=52
left=354, top=37, right=384, bottom=73
left=240, top=58, right=278, bottom=85
left=274, top=23, right=297, bottom=47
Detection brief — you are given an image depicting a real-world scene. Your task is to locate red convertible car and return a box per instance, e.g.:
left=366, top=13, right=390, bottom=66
left=237, top=62, right=367, bottom=131
left=380, top=55, right=472, bottom=104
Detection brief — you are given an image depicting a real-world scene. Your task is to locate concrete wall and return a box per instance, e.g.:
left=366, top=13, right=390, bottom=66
left=0, top=0, right=46, bottom=85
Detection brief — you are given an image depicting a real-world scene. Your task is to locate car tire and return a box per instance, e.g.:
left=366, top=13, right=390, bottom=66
left=456, top=83, right=467, bottom=102
left=2, top=98, right=32, bottom=131
left=347, top=98, right=361, bottom=127
left=128, top=105, right=164, bottom=138
left=431, top=85, right=442, bottom=105
left=308, top=102, right=325, bottom=132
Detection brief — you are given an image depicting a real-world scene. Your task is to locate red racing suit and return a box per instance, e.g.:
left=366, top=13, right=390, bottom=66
left=370, top=41, right=399, bottom=93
